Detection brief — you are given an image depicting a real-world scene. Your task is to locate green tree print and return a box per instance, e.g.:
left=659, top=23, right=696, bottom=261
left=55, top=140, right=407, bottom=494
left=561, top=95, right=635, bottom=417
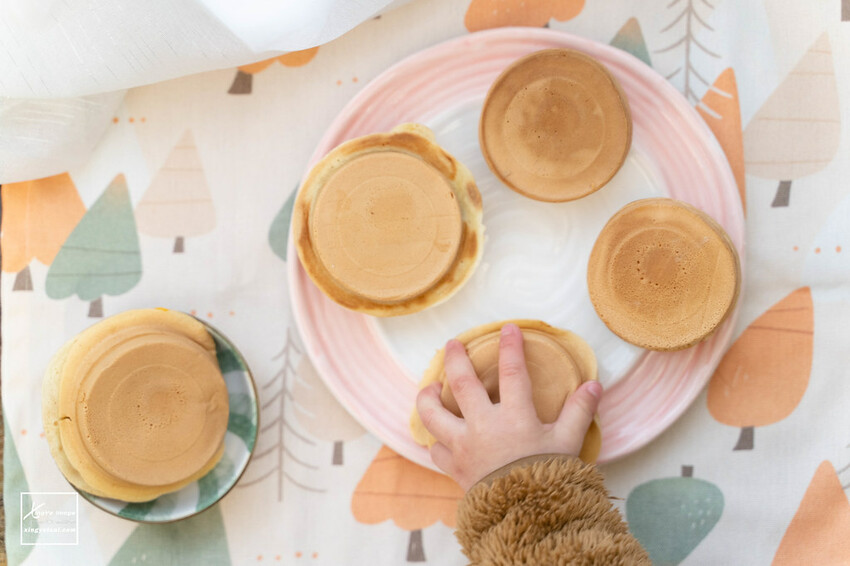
left=4, top=419, right=37, bottom=564
left=626, top=466, right=724, bottom=565
left=611, top=17, right=652, bottom=67
left=268, top=188, right=297, bottom=261
left=45, top=174, right=142, bottom=317
left=109, top=504, right=230, bottom=565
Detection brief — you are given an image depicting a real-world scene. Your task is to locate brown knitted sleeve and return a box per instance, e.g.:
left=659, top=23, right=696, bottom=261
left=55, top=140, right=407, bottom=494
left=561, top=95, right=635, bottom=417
left=456, top=454, right=651, bottom=566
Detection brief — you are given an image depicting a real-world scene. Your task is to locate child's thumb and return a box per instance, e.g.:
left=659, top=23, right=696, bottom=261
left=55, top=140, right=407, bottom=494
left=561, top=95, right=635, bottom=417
left=555, top=381, right=602, bottom=445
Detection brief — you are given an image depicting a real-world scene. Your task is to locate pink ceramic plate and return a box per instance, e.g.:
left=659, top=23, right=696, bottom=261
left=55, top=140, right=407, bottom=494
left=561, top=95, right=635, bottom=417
left=287, top=28, right=745, bottom=469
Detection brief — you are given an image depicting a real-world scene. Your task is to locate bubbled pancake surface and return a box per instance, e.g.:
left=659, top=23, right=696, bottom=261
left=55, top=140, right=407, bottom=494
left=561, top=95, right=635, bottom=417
left=587, top=198, right=741, bottom=351
left=480, top=48, right=632, bottom=202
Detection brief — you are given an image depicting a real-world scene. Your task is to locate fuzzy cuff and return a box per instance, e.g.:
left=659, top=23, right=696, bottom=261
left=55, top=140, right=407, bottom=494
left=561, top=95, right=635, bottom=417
left=456, top=455, right=650, bottom=565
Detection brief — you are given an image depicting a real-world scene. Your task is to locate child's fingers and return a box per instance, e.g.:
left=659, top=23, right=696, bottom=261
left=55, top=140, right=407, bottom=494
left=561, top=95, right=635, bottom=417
left=416, top=382, right=463, bottom=444
left=429, top=442, right=454, bottom=476
left=497, top=324, right=536, bottom=418
left=444, top=339, right=492, bottom=418
left=554, top=381, right=602, bottom=449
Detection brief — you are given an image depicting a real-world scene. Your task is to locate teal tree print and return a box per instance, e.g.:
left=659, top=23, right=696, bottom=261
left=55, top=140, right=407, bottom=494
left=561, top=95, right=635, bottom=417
left=268, top=188, right=297, bottom=261
left=626, top=466, right=724, bottom=565
left=4, top=419, right=37, bottom=564
left=46, top=174, right=142, bottom=317
left=611, top=17, right=652, bottom=67
left=109, top=505, right=230, bottom=565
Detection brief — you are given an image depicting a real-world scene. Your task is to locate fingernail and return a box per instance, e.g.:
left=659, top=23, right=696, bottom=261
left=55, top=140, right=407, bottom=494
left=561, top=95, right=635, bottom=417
left=446, top=339, right=462, bottom=351
left=501, top=323, right=518, bottom=337
left=586, top=381, right=603, bottom=399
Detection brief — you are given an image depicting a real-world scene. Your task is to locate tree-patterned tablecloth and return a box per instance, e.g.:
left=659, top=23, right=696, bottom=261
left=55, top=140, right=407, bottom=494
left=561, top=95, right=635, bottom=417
left=3, top=0, right=850, bottom=564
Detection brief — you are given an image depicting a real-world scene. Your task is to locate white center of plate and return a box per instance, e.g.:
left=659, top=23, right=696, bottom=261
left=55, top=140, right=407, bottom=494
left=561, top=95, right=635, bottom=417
left=375, top=98, right=663, bottom=388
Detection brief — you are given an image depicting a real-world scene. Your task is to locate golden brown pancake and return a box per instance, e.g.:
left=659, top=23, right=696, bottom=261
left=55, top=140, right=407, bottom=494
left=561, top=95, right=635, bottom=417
left=587, top=198, right=741, bottom=351
left=480, top=48, right=632, bottom=202
left=410, top=319, right=601, bottom=464
left=294, top=123, right=484, bottom=317
left=42, top=309, right=229, bottom=502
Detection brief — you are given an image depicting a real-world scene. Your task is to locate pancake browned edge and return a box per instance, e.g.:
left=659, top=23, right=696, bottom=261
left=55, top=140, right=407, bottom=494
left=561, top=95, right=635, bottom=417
left=293, top=123, right=484, bottom=317
left=410, top=319, right=602, bottom=465
left=587, top=198, right=741, bottom=351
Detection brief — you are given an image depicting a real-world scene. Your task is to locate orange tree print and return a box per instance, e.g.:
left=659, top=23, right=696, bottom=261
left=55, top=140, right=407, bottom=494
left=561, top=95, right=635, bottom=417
left=743, top=33, right=840, bottom=207
left=697, top=68, right=746, bottom=214
left=1, top=174, right=85, bottom=291
left=228, top=47, right=320, bottom=94
left=352, top=446, right=463, bottom=562
left=772, top=461, right=850, bottom=565
left=707, top=287, right=814, bottom=450
left=464, top=0, right=584, bottom=32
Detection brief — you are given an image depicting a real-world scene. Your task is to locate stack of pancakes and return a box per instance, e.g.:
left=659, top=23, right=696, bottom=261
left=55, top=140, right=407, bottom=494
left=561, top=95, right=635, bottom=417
left=42, top=309, right=229, bottom=502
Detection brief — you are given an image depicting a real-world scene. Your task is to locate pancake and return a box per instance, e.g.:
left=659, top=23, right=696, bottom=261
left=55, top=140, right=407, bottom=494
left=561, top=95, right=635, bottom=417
left=294, top=123, right=484, bottom=317
left=410, top=319, right=601, bottom=464
left=42, top=309, right=229, bottom=502
left=480, top=48, right=632, bottom=202
left=587, top=198, right=741, bottom=351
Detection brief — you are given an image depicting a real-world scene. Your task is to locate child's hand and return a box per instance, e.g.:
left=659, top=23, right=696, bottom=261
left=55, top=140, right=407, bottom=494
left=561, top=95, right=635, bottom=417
left=416, top=323, right=602, bottom=491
